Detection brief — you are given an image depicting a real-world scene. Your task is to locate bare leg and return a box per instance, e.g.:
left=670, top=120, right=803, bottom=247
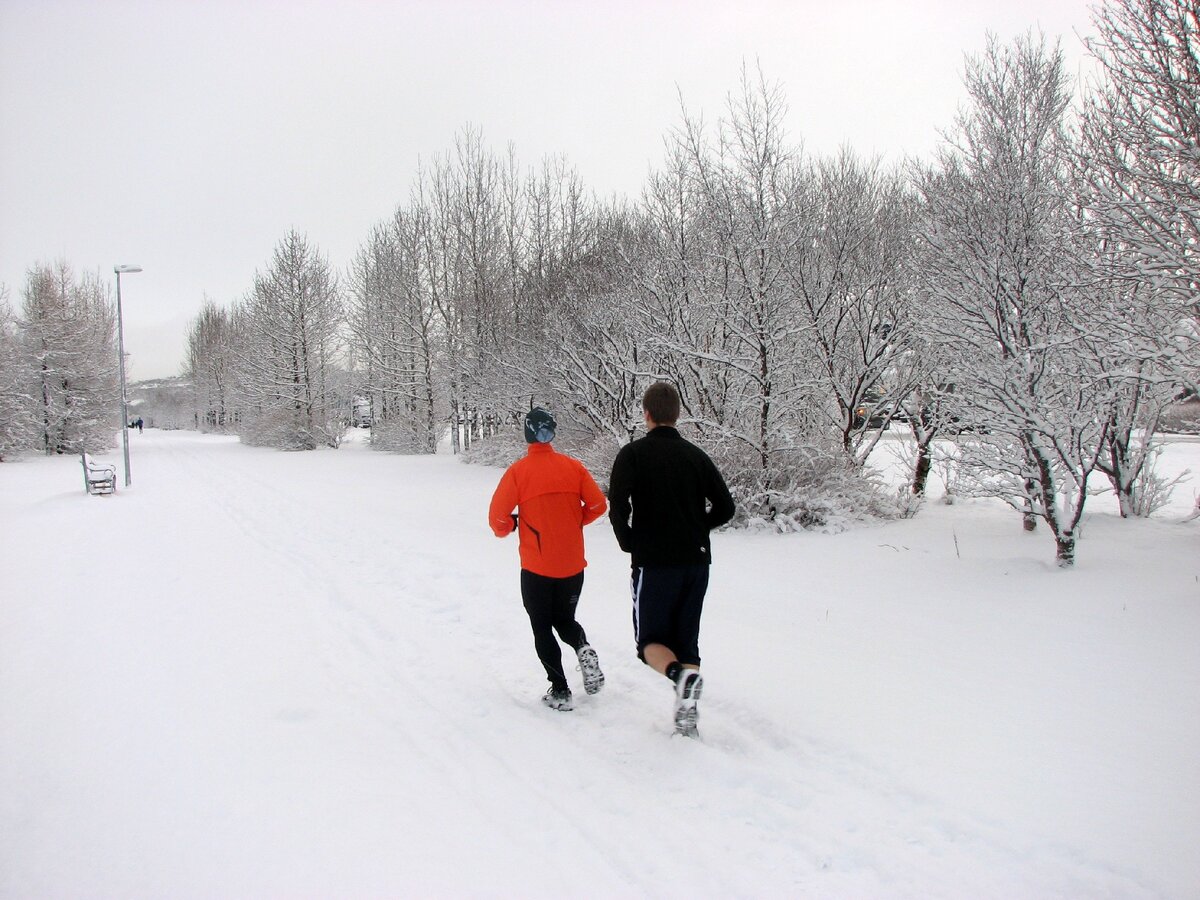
left=643, top=642, right=698, bottom=677
left=646, top=642, right=704, bottom=737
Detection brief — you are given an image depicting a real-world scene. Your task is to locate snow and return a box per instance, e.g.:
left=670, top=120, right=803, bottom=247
left=2, top=428, right=1198, bottom=899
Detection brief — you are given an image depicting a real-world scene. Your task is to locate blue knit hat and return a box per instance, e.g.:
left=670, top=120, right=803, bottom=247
left=524, top=407, right=556, bottom=443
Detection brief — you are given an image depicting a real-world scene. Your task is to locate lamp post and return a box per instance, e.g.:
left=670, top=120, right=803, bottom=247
left=114, top=264, right=142, bottom=488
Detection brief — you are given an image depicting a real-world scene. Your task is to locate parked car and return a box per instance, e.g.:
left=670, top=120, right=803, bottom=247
left=851, top=392, right=890, bottom=430
left=1161, top=392, right=1200, bottom=434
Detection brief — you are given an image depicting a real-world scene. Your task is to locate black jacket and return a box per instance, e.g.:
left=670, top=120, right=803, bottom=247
left=608, top=426, right=735, bottom=567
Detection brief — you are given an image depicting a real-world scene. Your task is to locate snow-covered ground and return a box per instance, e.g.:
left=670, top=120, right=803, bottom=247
left=2, top=428, right=1198, bottom=899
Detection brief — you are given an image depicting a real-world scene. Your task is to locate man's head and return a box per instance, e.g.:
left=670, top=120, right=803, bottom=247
left=524, top=407, right=557, bottom=443
left=642, top=381, right=680, bottom=427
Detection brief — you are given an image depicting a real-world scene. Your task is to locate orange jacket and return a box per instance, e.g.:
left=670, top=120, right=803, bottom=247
left=489, top=443, right=607, bottom=578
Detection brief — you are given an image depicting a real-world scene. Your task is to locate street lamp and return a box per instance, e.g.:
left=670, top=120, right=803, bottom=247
left=114, top=264, right=142, bottom=488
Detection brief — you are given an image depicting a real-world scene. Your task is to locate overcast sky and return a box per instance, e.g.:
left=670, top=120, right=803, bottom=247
left=1, top=0, right=1099, bottom=381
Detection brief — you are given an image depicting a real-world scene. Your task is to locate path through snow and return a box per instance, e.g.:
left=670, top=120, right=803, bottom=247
left=2, top=430, right=1197, bottom=897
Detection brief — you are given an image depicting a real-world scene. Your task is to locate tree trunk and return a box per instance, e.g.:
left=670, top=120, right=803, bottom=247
left=911, top=440, right=932, bottom=495
left=1022, top=479, right=1039, bottom=531
left=1055, top=531, right=1076, bottom=568
left=1116, top=487, right=1135, bottom=519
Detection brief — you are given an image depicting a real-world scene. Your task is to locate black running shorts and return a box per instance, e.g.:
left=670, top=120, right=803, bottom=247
left=630, top=564, right=709, bottom=666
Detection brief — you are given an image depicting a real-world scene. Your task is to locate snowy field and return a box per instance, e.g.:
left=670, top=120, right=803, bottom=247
left=2, top=428, right=1198, bottom=899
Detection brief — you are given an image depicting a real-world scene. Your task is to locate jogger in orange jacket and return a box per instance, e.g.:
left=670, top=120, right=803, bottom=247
left=489, top=407, right=608, bottom=710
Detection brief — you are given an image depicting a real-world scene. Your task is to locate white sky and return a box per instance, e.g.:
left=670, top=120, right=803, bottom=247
left=1, top=0, right=1099, bottom=380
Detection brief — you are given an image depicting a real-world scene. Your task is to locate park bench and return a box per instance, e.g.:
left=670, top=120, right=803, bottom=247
left=81, top=452, right=116, bottom=495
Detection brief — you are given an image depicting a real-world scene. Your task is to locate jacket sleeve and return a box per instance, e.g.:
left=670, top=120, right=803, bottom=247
left=578, top=464, right=608, bottom=527
left=607, top=446, right=634, bottom=553
left=488, top=468, right=518, bottom=537
left=705, top=456, right=736, bottom=531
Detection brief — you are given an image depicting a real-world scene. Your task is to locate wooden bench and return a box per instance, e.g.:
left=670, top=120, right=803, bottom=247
left=81, top=452, right=116, bottom=495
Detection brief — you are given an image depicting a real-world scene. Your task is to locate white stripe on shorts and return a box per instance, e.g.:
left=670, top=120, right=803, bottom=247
left=630, top=566, right=644, bottom=644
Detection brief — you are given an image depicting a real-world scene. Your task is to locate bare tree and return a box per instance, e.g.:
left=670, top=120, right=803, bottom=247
left=630, top=68, right=911, bottom=526
left=184, top=299, right=236, bottom=432
left=622, top=135, right=713, bottom=428
left=788, top=150, right=919, bottom=466
left=0, top=287, right=38, bottom=459
left=431, top=128, right=514, bottom=450
left=666, top=69, right=819, bottom=518
left=916, top=34, right=1108, bottom=566
left=19, top=262, right=118, bottom=455
left=1070, top=234, right=1186, bottom=516
left=346, top=208, right=439, bottom=453
left=234, top=232, right=344, bottom=449
left=1072, top=0, right=1200, bottom=513
left=1078, top=0, right=1200, bottom=396
left=509, top=200, right=649, bottom=468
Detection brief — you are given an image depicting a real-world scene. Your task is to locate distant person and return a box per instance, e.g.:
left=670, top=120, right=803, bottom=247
left=489, top=407, right=608, bottom=711
left=135, top=417, right=144, bottom=433
left=608, top=382, right=735, bottom=738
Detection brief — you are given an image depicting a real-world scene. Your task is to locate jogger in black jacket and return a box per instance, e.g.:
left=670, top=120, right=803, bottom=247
left=608, top=382, right=735, bottom=736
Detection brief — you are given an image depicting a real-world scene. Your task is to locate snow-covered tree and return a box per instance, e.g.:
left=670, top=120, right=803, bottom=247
left=1069, top=233, right=1186, bottom=516
left=663, top=71, right=821, bottom=518
left=787, top=150, right=919, bottom=466
left=0, top=288, right=38, bottom=459
left=184, top=299, right=237, bottom=432
left=346, top=208, right=439, bottom=453
left=1070, top=0, right=1200, bottom=514
left=345, top=130, right=612, bottom=458
left=500, top=199, right=648, bottom=474
left=1078, top=0, right=1200, bottom=396
left=916, top=34, right=1108, bottom=566
left=19, top=262, right=118, bottom=455
left=234, top=232, right=344, bottom=450
left=423, top=129, right=518, bottom=452
left=629, top=70, right=906, bottom=526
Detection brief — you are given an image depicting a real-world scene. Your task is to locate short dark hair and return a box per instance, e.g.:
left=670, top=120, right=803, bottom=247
left=642, top=381, right=680, bottom=425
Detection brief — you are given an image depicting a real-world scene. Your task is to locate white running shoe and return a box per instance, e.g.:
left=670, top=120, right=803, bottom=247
left=673, top=670, right=703, bottom=737
left=542, top=686, right=574, bottom=711
left=577, top=645, right=605, bottom=695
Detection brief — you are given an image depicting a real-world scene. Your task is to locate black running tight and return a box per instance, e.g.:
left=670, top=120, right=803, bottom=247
left=520, top=569, right=587, bottom=691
